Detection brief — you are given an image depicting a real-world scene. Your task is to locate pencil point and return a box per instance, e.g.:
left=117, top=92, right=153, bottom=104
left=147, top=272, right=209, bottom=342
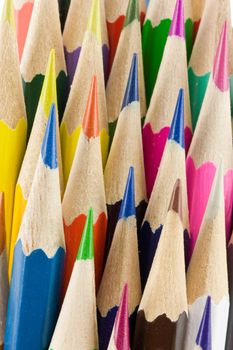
left=40, top=49, right=58, bottom=117
left=124, top=0, right=139, bottom=27
left=118, top=167, right=136, bottom=220
left=213, top=22, right=229, bottom=92
left=169, top=0, right=185, bottom=38
left=168, top=89, right=185, bottom=148
left=121, top=54, right=139, bottom=110
left=87, top=0, right=102, bottom=43
left=2, top=0, right=15, bottom=29
left=205, top=161, right=224, bottom=219
left=0, top=193, right=5, bottom=254
left=168, top=179, right=182, bottom=220
left=82, top=76, right=99, bottom=139
left=196, top=296, right=212, bottom=350
left=41, top=104, right=58, bottom=169
left=77, top=208, right=94, bottom=261
left=114, top=284, right=130, bottom=349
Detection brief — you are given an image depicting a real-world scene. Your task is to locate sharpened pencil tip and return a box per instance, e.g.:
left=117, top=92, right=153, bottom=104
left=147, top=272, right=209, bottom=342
left=168, top=89, right=185, bottom=148
left=169, top=0, right=185, bottom=38
left=41, top=104, right=58, bottom=169
left=77, top=208, right=94, bottom=260
left=40, top=49, right=58, bottom=117
left=114, top=284, right=130, bottom=349
left=196, top=296, right=212, bottom=350
left=168, top=179, right=182, bottom=220
left=118, top=167, right=136, bottom=220
left=124, top=0, right=139, bottom=27
left=87, top=0, right=102, bottom=42
left=82, top=76, right=100, bottom=139
left=213, top=22, right=229, bottom=92
left=121, top=54, right=139, bottom=110
left=205, top=160, right=224, bottom=219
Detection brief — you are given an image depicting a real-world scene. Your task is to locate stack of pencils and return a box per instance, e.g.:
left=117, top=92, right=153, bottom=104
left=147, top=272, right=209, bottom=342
left=0, top=0, right=233, bottom=349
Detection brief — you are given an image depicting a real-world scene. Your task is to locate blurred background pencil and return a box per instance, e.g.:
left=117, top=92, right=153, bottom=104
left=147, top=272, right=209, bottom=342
left=191, top=0, right=206, bottom=39
left=21, top=0, right=68, bottom=133
left=142, top=0, right=193, bottom=106
left=61, top=0, right=109, bottom=187
left=225, top=231, right=233, bottom=349
left=63, top=0, right=108, bottom=86
left=14, top=0, right=34, bottom=61
left=188, top=0, right=230, bottom=129
left=58, top=0, right=71, bottom=31
left=106, top=0, right=146, bottom=142
left=105, top=0, right=146, bottom=75
left=0, top=0, right=27, bottom=263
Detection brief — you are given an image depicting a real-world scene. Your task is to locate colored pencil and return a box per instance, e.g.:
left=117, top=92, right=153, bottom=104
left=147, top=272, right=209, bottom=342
left=188, top=0, right=230, bottom=129
left=0, top=0, right=27, bottom=261
left=61, top=0, right=109, bottom=187
left=4, top=105, right=66, bottom=349
left=106, top=0, right=146, bottom=142
left=177, top=163, right=229, bottom=350
left=105, top=0, right=146, bottom=74
left=142, top=0, right=193, bottom=106
left=49, top=208, right=98, bottom=350
left=97, top=167, right=142, bottom=350
left=195, top=296, right=212, bottom=350
left=192, top=0, right=206, bottom=39
left=107, top=284, right=130, bottom=350
left=0, top=194, right=9, bottom=350
left=9, top=49, right=63, bottom=277
left=63, top=0, right=108, bottom=85
left=58, top=0, right=70, bottom=32
left=14, top=0, right=34, bottom=61
left=229, top=25, right=233, bottom=119
left=225, top=232, right=233, bottom=349
left=21, top=0, right=68, bottom=134
left=133, top=179, right=187, bottom=350
left=140, top=89, right=189, bottom=289
left=142, top=0, right=192, bottom=198
left=186, top=22, right=233, bottom=255
left=104, top=53, right=147, bottom=256
left=62, top=76, right=107, bottom=293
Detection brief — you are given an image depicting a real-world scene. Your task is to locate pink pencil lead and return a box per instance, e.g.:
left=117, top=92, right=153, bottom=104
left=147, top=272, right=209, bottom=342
left=169, top=0, right=185, bottom=38
left=114, top=284, right=130, bottom=350
left=213, top=21, right=229, bottom=92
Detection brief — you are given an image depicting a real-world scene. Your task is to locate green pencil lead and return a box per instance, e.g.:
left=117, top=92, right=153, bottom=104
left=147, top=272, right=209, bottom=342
left=124, top=0, right=139, bottom=27
left=77, top=208, right=94, bottom=260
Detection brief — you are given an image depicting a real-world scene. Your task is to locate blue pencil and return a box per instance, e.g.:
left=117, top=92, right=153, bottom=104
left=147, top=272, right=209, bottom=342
left=97, top=167, right=141, bottom=350
left=4, top=104, right=65, bottom=349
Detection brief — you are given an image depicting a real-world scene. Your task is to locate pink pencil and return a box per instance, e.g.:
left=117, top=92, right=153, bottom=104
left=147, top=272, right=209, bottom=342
left=107, top=285, right=130, bottom=350
left=186, top=22, right=233, bottom=255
